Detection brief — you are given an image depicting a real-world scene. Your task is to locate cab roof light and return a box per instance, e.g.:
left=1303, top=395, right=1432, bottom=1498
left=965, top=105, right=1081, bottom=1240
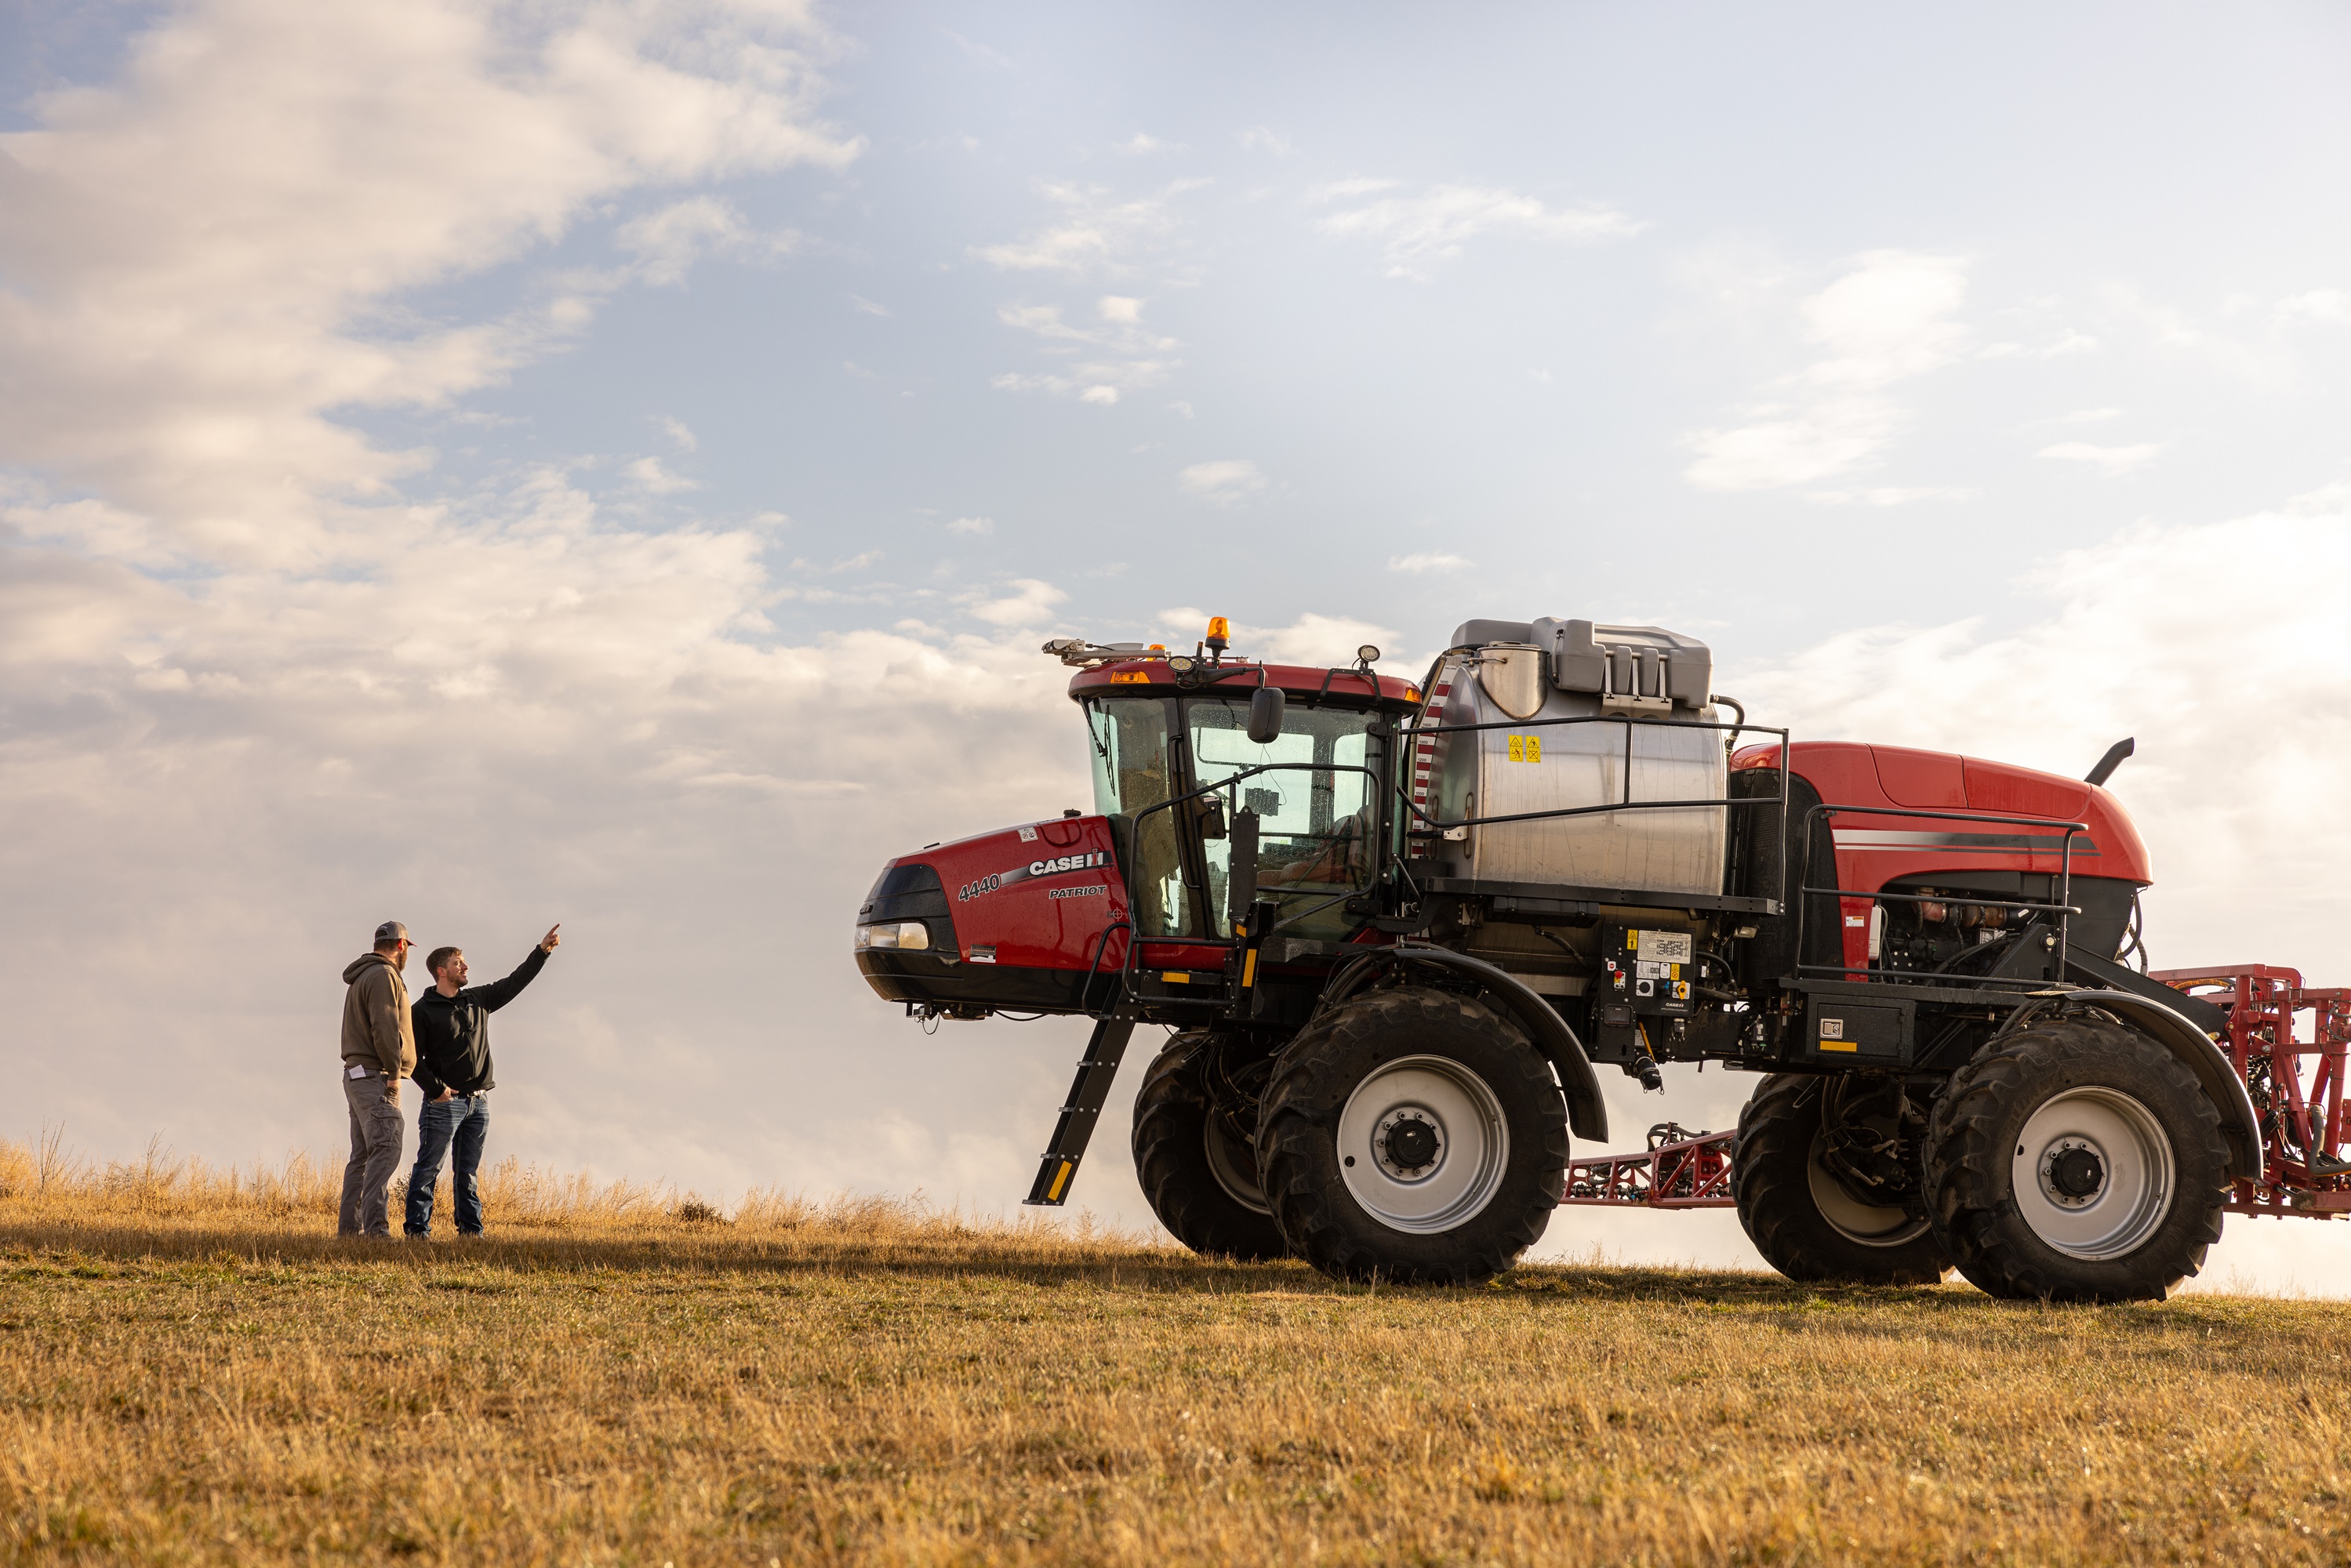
left=1205, top=615, right=1230, bottom=661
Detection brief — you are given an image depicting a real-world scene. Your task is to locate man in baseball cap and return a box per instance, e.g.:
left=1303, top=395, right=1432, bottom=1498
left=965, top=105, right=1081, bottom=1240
left=337, top=920, right=418, bottom=1237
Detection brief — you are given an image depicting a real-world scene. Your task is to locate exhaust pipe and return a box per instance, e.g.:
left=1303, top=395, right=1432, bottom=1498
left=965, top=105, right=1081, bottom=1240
left=2085, top=737, right=2135, bottom=787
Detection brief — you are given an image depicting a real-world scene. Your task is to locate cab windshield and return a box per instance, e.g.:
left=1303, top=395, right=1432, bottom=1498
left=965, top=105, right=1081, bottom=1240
left=1085, top=693, right=1381, bottom=941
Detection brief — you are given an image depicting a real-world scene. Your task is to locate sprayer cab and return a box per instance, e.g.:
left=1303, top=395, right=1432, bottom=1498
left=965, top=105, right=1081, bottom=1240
left=852, top=626, right=1425, bottom=1025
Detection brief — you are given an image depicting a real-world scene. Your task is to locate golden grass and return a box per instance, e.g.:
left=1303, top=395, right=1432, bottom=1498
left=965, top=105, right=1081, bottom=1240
left=5, top=1139, right=2351, bottom=1565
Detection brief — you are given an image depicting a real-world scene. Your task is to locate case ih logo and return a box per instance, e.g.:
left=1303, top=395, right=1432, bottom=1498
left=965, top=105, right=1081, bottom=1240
left=957, top=851, right=1110, bottom=902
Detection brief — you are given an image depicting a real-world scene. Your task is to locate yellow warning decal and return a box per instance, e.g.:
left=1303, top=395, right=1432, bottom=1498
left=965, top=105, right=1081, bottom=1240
left=1818, top=1039, right=1858, bottom=1053
left=1241, top=949, right=1259, bottom=988
left=1161, top=971, right=1190, bottom=984
left=1506, top=734, right=1543, bottom=763
left=1047, top=1160, right=1074, bottom=1201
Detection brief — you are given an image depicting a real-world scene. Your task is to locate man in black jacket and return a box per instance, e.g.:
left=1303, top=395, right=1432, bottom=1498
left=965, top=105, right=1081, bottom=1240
left=403, top=924, right=560, bottom=1237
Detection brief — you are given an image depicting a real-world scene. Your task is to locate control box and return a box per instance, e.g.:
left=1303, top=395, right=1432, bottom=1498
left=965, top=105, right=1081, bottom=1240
left=1598, top=924, right=1695, bottom=1018
left=1587, top=922, right=1700, bottom=1066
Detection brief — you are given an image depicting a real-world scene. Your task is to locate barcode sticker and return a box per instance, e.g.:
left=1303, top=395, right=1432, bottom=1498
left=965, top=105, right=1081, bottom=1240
left=1636, top=930, right=1693, bottom=964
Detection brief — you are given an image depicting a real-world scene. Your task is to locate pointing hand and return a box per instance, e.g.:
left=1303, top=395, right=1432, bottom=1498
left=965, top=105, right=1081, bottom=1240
left=541, top=924, right=561, bottom=953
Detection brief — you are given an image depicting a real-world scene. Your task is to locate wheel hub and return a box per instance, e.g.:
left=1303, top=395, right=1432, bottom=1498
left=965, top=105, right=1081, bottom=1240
left=1379, top=1112, right=1442, bottom=1176
left=2046, top=1141, right=2106, bottom=1203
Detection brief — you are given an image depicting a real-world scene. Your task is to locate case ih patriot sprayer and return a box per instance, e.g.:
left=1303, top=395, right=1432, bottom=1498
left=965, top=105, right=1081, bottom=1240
left=856, top=615, right=2349, bottom=1301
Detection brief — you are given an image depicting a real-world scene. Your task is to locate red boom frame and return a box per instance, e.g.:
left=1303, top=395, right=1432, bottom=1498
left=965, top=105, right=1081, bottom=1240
left=2152, top=965, right=2351, bottom=1218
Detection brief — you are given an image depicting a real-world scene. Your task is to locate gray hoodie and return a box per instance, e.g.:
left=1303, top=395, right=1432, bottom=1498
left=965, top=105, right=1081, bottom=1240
left=340, top=952, right=416, bottom=1084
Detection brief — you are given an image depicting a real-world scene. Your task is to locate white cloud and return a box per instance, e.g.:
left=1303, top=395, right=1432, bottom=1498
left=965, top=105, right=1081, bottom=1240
left=1307, top=177, right=1399, bottom=201
left=947, top=516, right=995, bottom=536
left=1805, top=485, right=1971, bottom=506
left=995, top=302, right=1174, bottom=351
left=964, top=577, right=1070, bottom=627
left=1176, top=459, right=1266, bottom=506
left=625, top=456, right=696, bottom=493
left=2277, top=289, right=2351, bottom=325
left=1314, top=183, right=1644, bottom=281
left=787, top=548, right=883, bottom=573
left=1978, top=328, right=2100, bottom=360
left=848, top=293, right=890, bottom=317
left=2038, top=440, right=2163, bottom=474
left=1686, top=397, right=1902, bottom=490
left=1116, top=133, right=1183, bottom=155
left=1389, top=552, right=1470, bottom=573
left=0, top=0, right=856, bottom=566
left=1684, top=251, right=1969, bottom=492
left=1237, top=127, right=1294, bottom=156
left=1800, top=251, right=1970, bottom=388
left=655, top=416, right=699, bottom=451
left=991, top=298, right=1179, bottom=403
left=974, top=179, right=1205, bottom=274
left=616, top=196, right=799, bottom=286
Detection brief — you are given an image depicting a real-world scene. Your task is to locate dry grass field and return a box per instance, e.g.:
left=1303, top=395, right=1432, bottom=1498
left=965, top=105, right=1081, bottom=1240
left=5, top=1138, right=2351, bottom=1565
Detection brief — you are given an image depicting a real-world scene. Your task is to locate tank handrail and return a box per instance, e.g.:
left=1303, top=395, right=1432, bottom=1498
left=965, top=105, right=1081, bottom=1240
left=1390, top=787, right=1786, bottom=833
left=1793, top=800, right=2089, bottom=991
left=1408, top=712, right=1768, bottom=739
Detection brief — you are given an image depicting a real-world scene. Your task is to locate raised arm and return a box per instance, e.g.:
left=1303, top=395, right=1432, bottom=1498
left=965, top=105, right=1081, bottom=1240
left=470, top=932, right=554, bottom=1011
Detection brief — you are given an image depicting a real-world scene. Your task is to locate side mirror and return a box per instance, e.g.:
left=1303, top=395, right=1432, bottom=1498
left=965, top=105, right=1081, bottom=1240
left=1247, top=686, right=1285, bottom=744
left=1226, top=809, right=1260, bottom=927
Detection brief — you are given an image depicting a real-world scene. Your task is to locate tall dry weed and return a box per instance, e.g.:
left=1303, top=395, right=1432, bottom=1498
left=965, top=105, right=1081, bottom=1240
left=0, top=1135, right=1152, bottom=1256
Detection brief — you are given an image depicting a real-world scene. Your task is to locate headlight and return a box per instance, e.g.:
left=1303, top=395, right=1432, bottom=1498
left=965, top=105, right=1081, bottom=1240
left=854, top=920, right=932, bottom=952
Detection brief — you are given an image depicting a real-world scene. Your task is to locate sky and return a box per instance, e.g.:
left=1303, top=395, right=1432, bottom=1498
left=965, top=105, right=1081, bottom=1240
left=5, top=0, right=2351, bottom=1292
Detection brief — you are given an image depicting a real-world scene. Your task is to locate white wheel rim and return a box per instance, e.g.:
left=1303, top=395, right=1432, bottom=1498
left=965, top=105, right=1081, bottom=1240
left=1203, top=1116, right=1270, bottom=1214
left=2011, top=1086, right=2175, bottom=1260
left=1806, top=1131, right=1932, bottom=1247
left=1337, top=1054, right=1510, bottom=1234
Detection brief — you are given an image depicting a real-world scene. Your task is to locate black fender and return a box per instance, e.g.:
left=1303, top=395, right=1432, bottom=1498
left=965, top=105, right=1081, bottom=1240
left=2025, top=988, right=2262, bottom=1184
left=1323, top=942, right=1608, bottom=1144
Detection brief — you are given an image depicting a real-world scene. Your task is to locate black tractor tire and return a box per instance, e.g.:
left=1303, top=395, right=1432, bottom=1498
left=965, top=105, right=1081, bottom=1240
left=1131, top=1032, right=1290, bottom=1261
left=1256, top=986, right=1568, bottom=1285
left=1924, top=1017, right=2229, bottom=1302
left=1732, top=1073, right=1950, bottom=1286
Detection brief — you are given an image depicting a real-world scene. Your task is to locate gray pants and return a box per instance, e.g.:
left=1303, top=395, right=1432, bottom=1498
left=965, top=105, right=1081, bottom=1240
left=339, top=1071, right=406, bottom=1237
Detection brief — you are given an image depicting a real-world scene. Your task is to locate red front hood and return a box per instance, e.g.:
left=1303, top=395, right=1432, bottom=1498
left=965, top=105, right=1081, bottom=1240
left=900, top=814, right=1131, bottom=971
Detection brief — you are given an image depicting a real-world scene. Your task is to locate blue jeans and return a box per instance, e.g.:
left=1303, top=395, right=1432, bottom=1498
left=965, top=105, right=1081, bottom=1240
left=404, top=1091, right=490, bottom=1236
